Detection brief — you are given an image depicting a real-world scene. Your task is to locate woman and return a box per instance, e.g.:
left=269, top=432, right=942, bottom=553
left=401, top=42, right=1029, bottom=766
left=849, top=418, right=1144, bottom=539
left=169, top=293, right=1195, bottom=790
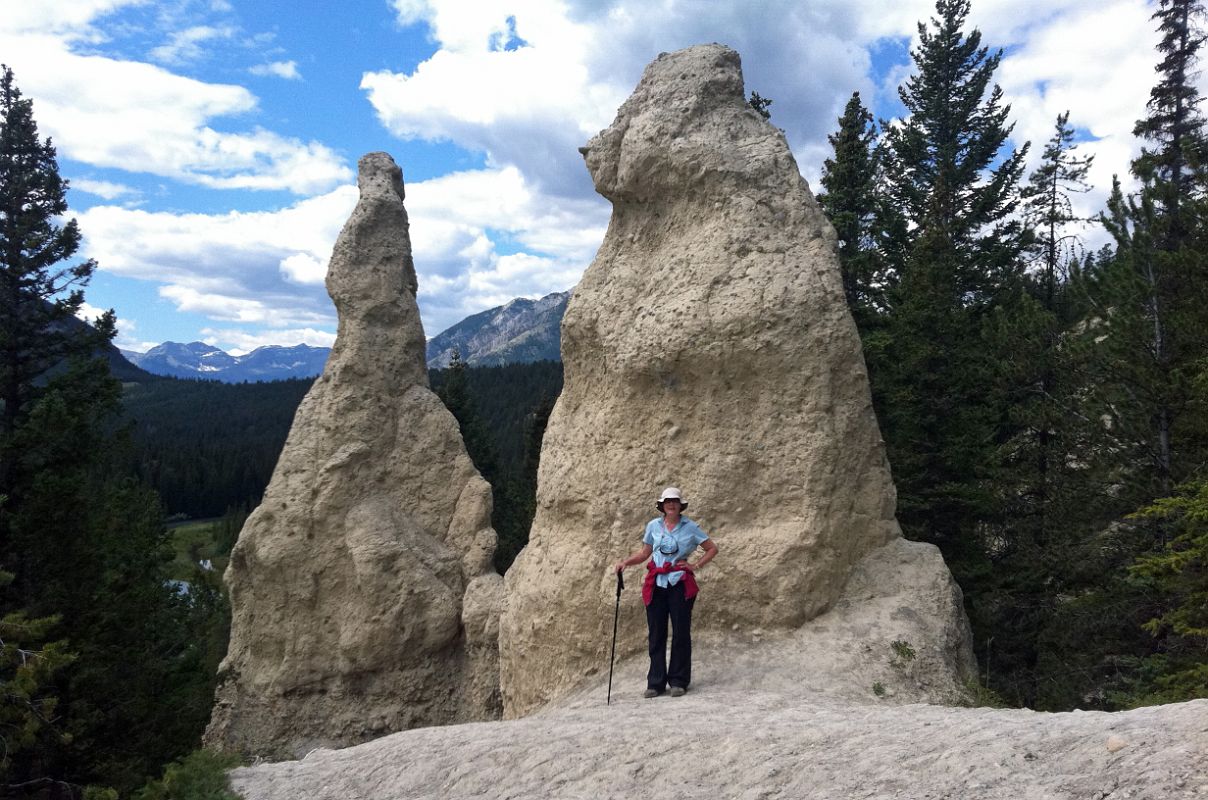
left=614, top=487, right=719, bottom=698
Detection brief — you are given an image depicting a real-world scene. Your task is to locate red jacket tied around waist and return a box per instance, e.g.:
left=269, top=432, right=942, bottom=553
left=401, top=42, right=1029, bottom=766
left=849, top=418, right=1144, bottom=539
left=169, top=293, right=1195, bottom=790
left=642, top=561, right=699, bottom=606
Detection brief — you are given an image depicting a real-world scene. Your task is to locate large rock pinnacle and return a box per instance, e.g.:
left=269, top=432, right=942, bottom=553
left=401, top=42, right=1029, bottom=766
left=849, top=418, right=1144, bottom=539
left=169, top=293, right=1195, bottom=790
left=205, top=152, right=502, bottom=759
left=499, top=45, right=974, bottom=716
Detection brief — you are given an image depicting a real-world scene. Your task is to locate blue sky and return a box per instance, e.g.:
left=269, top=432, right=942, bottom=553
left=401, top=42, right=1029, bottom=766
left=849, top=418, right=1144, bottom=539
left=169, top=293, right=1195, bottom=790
left=4, top=0, right=1168, bottom=353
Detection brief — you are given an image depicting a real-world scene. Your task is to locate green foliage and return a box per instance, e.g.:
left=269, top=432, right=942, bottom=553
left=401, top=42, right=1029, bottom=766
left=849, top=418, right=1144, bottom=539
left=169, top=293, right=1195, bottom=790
left=0, top=574, right=75, bottom=778
left=1132, top=0, right=1207, bottom=246
left=432, top=358, right=562, bottom=572
left=1086, top=177, right=1207, bottom=501
left=0, top=67, right=225, bottom=796
left=880, top=0, right=1029, bottom=272
left=0, top=65, right=110, bottom=448
left=964, top=114, right=1104, bottom=709
left=435, top=351, right=499, bottom=484
left=121, top=377, right=313, bottom=518
left=872, top=0, right=1031, bottom=558
left=494, top=392, right=555, bottom=572
left=1022, top=112, right=1095, bottom=291
left=890, top=640, right=917, bottom=664
left=1039, top=0, right=1208, bottom=709
left=818, top=0, right=1195, bottom=711
left=959, top=678, right=1007, bottom=708
left=871, top=681, right=885, bottom=697
left=167, top=506, right=248, bottom=581
left=747, top=91, right=772, bottom=120
left=133, top=750, right=243, bottom=800
left=818, top=91, right=887, bottom=322
left=1123, top=478, right=1208, bottom=702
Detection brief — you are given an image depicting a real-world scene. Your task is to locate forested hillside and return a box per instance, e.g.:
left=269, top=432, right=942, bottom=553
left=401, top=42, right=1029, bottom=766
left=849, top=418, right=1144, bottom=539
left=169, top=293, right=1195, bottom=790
left=431, top=357, right=563, bottom=570
left=122, top=377, right=313, bottom=519
left=121, top=361, right=563, bottom=571
left=815, top=0, right=1208, bottom=709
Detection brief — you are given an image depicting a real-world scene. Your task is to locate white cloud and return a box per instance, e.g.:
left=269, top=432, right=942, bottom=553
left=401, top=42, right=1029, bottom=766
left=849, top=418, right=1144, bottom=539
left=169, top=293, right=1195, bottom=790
left=76, top=301, right=152, bottom=351
left=279, top=252, right=326, bottom=284
left=368, top=0, right=1160, bottom=210
left=363, top=3, right=614, bottom=197
left=353, top=0, right=1176, bottom=341
left=76, top=162, right=605, bottom=337
left=149, top=24, right=236, bottom=64
left=402, top=165, right=603, bottom=327
left=249, top=60, right=301, bottom=80
left=366, top=0, right=877, bottom=197
left=72, top=178, right=139, bottom=200
left=75, top=301, right=113, bottom=326
left=25, top=0, right=1178, bottom=350
left=0, top=0, right=146, bottom=37
left=998, top=0, right=1158, bottom=214
left=78, top=185, right=358, bottom=330
left=0, top=11, right=349, bottom=194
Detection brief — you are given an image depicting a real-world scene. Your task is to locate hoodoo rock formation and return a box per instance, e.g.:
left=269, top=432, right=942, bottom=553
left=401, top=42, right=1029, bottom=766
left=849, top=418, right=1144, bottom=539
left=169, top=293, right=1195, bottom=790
left=499, top=44, right=975, bottom=716
left=205, top=152, right=502, bottom=759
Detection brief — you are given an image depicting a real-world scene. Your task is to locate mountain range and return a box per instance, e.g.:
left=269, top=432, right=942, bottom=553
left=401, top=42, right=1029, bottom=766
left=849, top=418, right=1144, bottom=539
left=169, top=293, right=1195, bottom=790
left=120, top=290, right=570, bottom=382
left=425, top=290, right=568, bottom=368
left=120, top=342, right=330, bottom=383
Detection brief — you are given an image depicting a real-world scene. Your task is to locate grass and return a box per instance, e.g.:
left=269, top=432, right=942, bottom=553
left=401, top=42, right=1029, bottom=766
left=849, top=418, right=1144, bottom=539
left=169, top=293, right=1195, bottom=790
left=167, top=519, right=230, bottom=583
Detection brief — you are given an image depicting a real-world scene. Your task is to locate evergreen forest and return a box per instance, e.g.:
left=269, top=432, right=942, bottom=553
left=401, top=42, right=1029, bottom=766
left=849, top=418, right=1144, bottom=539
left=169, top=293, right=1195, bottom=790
left=815, top=0, right=1208, bottom=710
left=1, top=0, right=1207, bottom=795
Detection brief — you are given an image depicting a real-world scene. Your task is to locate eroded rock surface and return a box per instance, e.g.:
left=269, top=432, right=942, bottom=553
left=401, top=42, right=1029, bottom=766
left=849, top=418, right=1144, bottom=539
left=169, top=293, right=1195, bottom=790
left=499, top=44, right=973, bottom=716
left=229, top=692, right=1208, bottom=800
left=205, top=152, right=501, bottom=760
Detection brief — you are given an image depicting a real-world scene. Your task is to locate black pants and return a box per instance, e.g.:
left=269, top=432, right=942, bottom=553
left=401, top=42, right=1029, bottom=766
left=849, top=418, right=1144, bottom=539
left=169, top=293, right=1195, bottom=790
left=646, top=581, right=695, bottom=691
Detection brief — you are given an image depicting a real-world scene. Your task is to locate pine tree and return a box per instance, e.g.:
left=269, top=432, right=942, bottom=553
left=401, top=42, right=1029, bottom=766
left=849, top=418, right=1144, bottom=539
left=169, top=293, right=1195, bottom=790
left=880, top=0, right=1029, bottom=286
left=1133, top=0, right=1208, bottom=247
left=818, top=92, right=885, bottom=322
left=860, top=2, right=1043, bottom=702
left=1024, top=113, right=1095, bottom=303
left=435, top=350, right=498, bottom=484
left=0, top=67, right=218, bottom=795
left=1061, top=0, right=1208, bottom=707
left=0, top=66, right=107, bottom=456
left=1089, top=0, right=1208, bottom=504
left=1011, top=112, right=1095, bottom=536
left=1128, top=466, right=1208, bottom=703
left=966, top=114, right=1103, bottom=707
left=874, top=0, right=1029, bottom=551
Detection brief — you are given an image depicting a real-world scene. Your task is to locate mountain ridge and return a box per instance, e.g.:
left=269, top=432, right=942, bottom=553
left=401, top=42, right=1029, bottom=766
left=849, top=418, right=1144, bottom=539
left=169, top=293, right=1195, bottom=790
left=123, top=290, right=570, bottom=382
left=425, top=290, right=568, bottom=368
left=121, top=341, right=330, bottom=383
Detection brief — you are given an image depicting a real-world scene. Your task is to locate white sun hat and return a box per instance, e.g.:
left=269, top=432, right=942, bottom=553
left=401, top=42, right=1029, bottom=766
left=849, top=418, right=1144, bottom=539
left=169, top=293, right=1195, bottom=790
left=656, top=487, right=687, bottom=509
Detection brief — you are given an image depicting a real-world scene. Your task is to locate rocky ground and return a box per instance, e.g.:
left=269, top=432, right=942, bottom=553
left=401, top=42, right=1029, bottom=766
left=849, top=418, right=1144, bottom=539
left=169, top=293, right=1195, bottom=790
left=230, top=646, right=1208, bottom=800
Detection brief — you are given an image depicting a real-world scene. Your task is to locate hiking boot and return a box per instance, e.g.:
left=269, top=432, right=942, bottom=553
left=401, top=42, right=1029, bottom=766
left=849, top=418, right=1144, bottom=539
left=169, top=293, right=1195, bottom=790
left=643, top=688, right=661, bottom=699
left=669, top=686, right=687, bottom=697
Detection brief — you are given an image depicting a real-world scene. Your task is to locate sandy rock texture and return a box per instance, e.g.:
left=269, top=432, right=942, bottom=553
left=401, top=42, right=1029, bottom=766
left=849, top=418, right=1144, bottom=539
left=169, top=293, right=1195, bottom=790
left=205, top=152, right=502, bottom=760
left=230, top=683, right=1208, bottom=800
left=499, top=43, right=969, bottom=716
left=679, top=538, right=980, bottom=706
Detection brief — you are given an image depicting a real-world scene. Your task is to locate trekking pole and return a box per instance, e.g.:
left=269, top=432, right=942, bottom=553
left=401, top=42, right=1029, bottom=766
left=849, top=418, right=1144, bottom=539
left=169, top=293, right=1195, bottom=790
left=607, top=568, right=624, bottom=705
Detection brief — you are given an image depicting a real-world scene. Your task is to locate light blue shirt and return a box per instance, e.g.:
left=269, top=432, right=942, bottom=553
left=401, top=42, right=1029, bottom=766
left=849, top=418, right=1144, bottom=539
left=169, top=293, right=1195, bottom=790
left=643, top=517, right=710, bottom=589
